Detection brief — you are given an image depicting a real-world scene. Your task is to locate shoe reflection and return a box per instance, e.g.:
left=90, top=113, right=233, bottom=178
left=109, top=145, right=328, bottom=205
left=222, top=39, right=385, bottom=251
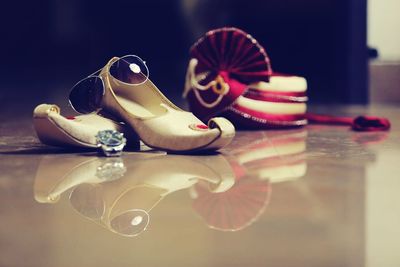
left=33, top=129, right=307, bottom=237
left=34, top=153, right=235, bottom=237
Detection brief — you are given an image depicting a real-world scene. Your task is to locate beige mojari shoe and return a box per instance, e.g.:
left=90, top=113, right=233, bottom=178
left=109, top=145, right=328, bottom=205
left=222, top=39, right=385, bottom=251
left=33, top=104, right=137, bottom=148
left=69, top=55, right=235, bottom=153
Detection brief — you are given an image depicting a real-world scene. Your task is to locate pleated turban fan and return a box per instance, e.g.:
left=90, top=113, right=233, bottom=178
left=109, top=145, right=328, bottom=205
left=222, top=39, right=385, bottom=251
left=183, top=27, right=390, bottom=131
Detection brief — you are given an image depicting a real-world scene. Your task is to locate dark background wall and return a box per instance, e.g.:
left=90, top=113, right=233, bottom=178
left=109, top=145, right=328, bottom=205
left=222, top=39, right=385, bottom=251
left=0, top=0, right=368, bottom=108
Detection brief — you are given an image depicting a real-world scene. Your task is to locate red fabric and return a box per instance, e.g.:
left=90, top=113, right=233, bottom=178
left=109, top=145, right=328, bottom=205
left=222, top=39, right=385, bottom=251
left=244, top=88, right=307, bottom=103
left=306, top=113, right=353, bottom=125
left=307, top=113, right=391, bottom=131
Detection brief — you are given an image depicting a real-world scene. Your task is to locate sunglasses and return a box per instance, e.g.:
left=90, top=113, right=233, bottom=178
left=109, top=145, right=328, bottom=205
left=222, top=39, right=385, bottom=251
left=69, top=55, right=149, bottom=114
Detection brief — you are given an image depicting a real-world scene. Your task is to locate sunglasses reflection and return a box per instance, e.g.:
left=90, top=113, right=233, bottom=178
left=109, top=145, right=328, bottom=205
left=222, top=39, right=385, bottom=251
left=33, top=129, right=307, bottom=237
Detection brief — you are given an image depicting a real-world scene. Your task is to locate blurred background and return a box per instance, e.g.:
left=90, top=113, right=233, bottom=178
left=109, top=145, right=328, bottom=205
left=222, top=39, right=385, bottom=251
left=0, top=0, right=399, bottom=114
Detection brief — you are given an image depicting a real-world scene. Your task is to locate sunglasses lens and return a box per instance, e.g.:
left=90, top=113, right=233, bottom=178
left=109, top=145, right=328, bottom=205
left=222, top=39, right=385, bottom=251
left=109, top=55, right=149, bottom=85
left=69, top=76, right=104, bottom=114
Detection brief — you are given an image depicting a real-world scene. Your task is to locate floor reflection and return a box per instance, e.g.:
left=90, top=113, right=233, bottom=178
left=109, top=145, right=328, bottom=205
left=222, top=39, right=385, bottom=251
left=33, top=129, right=307, bottom=237
left=3, top=106, right=399, bottom=266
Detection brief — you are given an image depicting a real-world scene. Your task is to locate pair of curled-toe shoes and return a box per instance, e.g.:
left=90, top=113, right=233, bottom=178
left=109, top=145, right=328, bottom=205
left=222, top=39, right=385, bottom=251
left=33, top=56, right=235, bottom=153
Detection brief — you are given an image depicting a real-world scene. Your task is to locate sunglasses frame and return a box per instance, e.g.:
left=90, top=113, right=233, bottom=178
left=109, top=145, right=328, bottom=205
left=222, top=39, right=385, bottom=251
left=69, top=55, right=149, bottom=114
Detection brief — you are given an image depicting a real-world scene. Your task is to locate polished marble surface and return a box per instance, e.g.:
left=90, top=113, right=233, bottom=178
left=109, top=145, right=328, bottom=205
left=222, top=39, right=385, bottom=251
left=0, top=105, right=399, bottom=267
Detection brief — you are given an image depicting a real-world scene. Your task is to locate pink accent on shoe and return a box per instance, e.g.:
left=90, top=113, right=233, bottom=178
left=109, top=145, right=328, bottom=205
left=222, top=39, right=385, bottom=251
left=189, top=123, right=209, bottom=131
left=196, top=124, right=209, bottom=129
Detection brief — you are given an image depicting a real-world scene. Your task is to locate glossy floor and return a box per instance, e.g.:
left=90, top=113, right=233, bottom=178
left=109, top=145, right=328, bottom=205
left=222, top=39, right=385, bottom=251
left=0, top=105, right=399, bottom=267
